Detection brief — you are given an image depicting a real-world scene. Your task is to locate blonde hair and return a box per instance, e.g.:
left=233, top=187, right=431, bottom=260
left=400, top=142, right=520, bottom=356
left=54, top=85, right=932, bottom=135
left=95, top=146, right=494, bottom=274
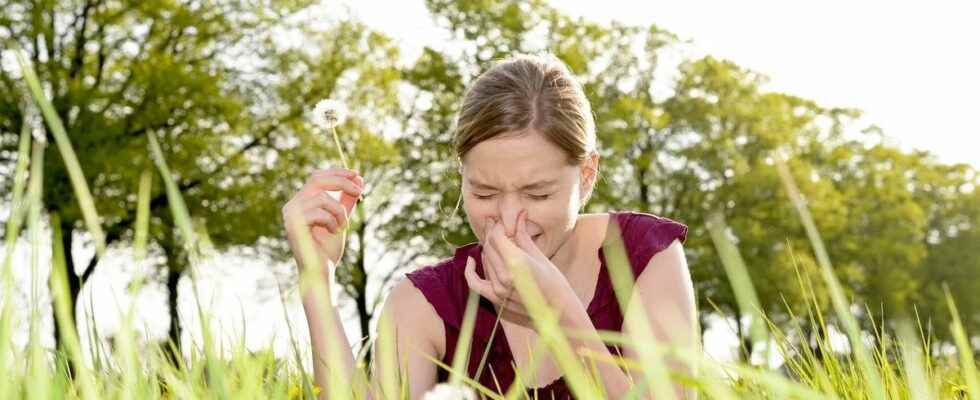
left=454, top=53, right=597, bottom=164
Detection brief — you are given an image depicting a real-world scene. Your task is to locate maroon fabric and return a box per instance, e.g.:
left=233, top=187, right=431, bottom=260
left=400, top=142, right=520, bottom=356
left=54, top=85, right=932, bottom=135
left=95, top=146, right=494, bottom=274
left=405, top=211, right=688, bottom=399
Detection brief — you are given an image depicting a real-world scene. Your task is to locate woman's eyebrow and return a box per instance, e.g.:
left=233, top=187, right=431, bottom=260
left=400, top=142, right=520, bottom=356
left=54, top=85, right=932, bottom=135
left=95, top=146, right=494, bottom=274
left=468, top=178, right=558, bottom=190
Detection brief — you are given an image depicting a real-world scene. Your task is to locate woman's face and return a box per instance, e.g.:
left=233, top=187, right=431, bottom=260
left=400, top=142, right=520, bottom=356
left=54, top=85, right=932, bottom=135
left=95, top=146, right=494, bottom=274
left=460, top=130, right=597, bottom=259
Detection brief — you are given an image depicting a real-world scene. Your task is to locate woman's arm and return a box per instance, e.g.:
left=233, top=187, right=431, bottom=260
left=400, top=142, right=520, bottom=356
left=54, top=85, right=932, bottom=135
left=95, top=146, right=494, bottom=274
left=370, top=278, right=443, bottom=399
left=621, top=239, right=699, bottom=399
left=555, top=239, right=697, bottom=399
left=302, top=272, right=443, bottom=400
left=301, top=265, right=357, bottom=400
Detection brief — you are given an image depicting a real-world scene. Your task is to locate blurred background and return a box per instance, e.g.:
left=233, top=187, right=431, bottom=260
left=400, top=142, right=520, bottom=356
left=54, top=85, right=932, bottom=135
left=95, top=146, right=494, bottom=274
left=1, top=0, right=977, bottom=370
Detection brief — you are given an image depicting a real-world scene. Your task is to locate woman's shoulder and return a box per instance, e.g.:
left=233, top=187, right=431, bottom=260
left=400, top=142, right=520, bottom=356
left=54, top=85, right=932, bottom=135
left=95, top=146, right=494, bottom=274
left=602, top=210, right=688, bottom=276
left=403, top=243, right=481, bottom=330
left=614, top=210, right=687, bottom=240
left=581, top=211, right=687, bottom=242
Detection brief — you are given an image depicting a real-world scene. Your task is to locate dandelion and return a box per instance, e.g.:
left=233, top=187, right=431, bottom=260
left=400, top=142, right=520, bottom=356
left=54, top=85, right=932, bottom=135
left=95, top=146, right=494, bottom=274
left=312, top=99, right=347, bottom=129
left=421, top=383, right=477, bottom=400
left=312, top=98, right=349, bottom=169
left=310, top=98, right=362, bottom=235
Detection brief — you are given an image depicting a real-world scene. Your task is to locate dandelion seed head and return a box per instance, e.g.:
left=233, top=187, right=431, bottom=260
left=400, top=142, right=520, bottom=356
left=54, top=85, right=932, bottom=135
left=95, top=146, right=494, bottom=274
left=421, top=384, right=476, bottom=400
left=312, top=98, right=347, bottom=129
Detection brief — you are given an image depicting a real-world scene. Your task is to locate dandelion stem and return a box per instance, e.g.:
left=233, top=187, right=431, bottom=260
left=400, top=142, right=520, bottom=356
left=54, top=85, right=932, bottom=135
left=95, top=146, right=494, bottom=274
left=330, top=126, right=349, bottom=170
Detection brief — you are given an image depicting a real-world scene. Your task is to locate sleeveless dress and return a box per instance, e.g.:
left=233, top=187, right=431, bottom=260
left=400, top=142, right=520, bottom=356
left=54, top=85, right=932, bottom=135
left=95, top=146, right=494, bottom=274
left=405, top=211, right=688, bottom=399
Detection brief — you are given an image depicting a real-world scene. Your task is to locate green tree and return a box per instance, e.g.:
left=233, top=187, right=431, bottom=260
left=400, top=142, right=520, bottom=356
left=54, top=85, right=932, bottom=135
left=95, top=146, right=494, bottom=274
left=0, top=1, right=404, bottom=363
left=906, top=159, right=979, bottom=348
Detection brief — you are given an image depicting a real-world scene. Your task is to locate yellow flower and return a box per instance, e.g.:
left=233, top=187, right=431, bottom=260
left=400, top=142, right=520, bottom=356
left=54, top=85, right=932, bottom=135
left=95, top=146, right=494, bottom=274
left=288, top=384, right=322, bottom=399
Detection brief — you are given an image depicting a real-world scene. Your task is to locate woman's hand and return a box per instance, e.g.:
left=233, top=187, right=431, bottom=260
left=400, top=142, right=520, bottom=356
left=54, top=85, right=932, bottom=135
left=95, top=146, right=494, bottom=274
left=281, top=168, right=363, bottom=278
left=464, top=210, right=576, bottom=327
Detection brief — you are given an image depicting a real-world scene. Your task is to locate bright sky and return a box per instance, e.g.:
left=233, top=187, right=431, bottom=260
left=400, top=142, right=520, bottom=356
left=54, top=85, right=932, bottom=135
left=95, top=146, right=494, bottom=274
left=338, top=0, right=980, bottom=167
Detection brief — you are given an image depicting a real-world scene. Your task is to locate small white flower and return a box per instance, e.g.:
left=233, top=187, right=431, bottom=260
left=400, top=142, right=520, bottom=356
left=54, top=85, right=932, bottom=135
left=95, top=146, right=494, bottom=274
left=312, top=98, right=347, bottom=129
left=421, top=383, right=477, bottom=400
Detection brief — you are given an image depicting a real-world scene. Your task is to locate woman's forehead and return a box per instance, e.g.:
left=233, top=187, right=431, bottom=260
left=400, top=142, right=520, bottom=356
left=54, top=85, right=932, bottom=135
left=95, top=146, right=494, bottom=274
left=462, top=131, right=568, bottom=168
left=462, top=155, right=574, bottom=189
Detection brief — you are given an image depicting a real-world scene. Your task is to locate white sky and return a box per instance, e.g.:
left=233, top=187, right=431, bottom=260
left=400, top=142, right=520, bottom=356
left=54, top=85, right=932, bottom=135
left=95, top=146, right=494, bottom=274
left=337, top=0, right=980, bottom=167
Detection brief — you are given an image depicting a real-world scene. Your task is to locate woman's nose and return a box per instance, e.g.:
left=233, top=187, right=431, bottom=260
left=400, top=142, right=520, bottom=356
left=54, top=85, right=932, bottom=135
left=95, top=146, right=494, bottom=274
left=497, top=204, right=522, bottom=238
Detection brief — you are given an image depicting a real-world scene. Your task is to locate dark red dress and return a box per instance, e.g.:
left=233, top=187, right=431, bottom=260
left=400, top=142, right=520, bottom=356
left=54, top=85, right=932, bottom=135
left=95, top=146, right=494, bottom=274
left=406, top=211, right=688, bottom=399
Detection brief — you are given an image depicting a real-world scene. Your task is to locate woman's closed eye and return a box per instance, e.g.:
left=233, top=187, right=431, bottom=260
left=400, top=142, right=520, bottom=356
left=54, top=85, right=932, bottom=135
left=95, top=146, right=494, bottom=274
left=473, top=193, right=551, bottom=200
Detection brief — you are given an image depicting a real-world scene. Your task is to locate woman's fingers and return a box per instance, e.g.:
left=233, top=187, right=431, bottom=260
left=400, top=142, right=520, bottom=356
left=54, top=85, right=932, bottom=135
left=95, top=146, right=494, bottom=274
left=338, top=175, right=365, bottom=214
left=464, top=256, right=500, bottom=303
left=315, top=191, right=350, bottom=228
left=301, top=170, right=363, bottom=198
left=303, top=207, right=339, bottom=233
left=481, top=252, right=504, bottom=298
left=482, top=219, right=507, bottom=288
left=488, top=219, right=524, bottom=279
left=514, top=210, right=543, bottom=258
left=295, top=191, right=348, bottom=231
left=485, top=220, right=516, bottom=290
left=483, top=238, right=512, bottom=288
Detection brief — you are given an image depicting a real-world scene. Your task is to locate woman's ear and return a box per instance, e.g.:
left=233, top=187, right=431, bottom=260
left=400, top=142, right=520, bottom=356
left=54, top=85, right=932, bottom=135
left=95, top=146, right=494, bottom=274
left=579, top=152, right=600, bottom=203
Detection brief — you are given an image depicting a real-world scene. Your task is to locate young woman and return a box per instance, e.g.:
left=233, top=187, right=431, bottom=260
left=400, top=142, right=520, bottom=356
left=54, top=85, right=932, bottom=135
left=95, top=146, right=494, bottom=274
left=282, top=54, right=698, bottom=399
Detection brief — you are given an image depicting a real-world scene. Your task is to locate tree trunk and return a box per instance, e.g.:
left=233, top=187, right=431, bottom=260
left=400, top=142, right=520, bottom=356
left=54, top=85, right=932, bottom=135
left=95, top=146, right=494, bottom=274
left=50, top=220, right=81, bottom=375
left=636, top=159, right=650, bottom=209
left=165, top=264, right=183, bottom=364
left=161, top=237, right=185, bottom=367
left=733, top=308, right=751, bottom=362
left=353, top=208, right=372, bottom=361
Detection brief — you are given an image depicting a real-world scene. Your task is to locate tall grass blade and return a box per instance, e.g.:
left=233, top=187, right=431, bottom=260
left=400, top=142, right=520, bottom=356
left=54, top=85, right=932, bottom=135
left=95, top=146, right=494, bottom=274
left=504, top=251, right=603, bottom=399
left=133, top=168, right=153, bottom=261
left=602, top=221, right=677, bottom=400
left=449, top=290, right=481, bottom=385
left=26, top=139, right=50, bottom=400
left=705, top=210, right=769, bottom=356
left=775, top=154, right=886, bottom=400
left=945, top=285, right=979, bottom=400
left=2, top=119, right=32, bottom=273
left=285, top=210, right=353, bottom=400
left=897, top=319, right=935, bottom=400
left=49, top=211, right=99, bottom=399
left=0, top=119, right=31, bottom=398
left=14, top=49, right=106, bottom=258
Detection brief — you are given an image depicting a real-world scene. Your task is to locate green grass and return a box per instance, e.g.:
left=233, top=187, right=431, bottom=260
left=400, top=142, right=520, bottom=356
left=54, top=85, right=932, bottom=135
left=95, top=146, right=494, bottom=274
left=2, top=50, right=978, bottom=399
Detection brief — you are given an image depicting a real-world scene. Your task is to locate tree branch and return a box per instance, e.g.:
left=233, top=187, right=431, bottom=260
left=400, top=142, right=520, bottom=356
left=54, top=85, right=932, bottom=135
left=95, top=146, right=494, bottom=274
left=79, top=245, right=101, bottom=282
left=68, top=0, right=94, bottom=81
left=101, top=108, right=301, bottom=247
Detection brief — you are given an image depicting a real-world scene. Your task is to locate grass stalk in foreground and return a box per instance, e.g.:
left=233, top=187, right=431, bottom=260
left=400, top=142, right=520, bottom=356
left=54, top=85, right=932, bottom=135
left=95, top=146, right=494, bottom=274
left=49, top=211, right=99, bottom=399
left=26, top=136, right=50, bottom=400
left=504, top=250, right=603, bottom=399
left=775, top=153, right=886, bottom=400
left=705, top=210, right=769, bottom=359
left=602, top=221, right=678, bottom=400
left=945, top=285, right=979, bottom=399
left=15, top=49, right=106, bottom=258
left=285, top=211, right=353, bottom=400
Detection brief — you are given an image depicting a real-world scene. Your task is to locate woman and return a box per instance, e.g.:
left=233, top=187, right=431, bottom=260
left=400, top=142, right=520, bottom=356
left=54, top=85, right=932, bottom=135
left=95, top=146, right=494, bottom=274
left=282, top=54, right=698, bottom=399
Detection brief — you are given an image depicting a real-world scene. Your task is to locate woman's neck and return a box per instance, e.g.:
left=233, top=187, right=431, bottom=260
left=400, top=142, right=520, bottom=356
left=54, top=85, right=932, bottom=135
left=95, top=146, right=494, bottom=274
left=547, top=219, right=589, bottom=276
